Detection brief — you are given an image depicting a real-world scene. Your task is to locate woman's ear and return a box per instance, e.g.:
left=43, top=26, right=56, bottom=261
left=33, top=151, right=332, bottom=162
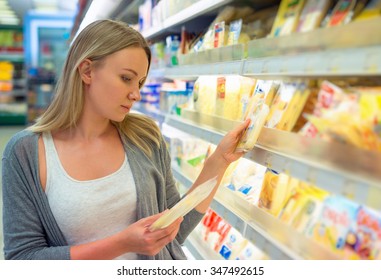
left=78, top=59, right=92, bottom=84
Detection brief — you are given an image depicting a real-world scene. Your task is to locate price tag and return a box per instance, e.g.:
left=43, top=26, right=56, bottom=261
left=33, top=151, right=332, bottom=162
left=261, top=60, right=269, bottom=74
left=327, top=54, right=341, bottom=74
left=364, top=51, right=380, bottom=74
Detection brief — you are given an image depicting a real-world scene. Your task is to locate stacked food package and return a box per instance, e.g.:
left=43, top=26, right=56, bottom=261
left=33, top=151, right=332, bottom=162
left=194, top=208, right=269, bottom=260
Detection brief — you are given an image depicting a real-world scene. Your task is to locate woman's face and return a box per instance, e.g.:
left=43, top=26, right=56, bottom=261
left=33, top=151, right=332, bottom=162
left=85, top=47, right=148, bottom=122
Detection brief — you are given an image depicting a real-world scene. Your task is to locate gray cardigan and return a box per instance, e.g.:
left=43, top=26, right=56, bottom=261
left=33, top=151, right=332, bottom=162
left=2, top=129, right=204, bottom=260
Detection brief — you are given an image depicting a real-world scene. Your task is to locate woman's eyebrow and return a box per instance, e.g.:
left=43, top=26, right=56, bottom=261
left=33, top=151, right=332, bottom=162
left=122, top=68, right=138, bottom=76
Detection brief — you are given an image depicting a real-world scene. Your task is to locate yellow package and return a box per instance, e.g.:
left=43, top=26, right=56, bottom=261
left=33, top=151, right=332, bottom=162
left=236, top=77, right=257, bottom=121
left=270, top=0, right=306, bottom=37
left=194, top=76, right=217, bottom=115
left=355, top=0, right=381, bottom=20
left=215, top=76, right=227, bottom=117
left=219, top=76, right=239, bottom=119
left=276, top=82, right=312, bottom=131
left=235, top=94, right=269, bottom=152
left=258, top=170, right=295, bottom=217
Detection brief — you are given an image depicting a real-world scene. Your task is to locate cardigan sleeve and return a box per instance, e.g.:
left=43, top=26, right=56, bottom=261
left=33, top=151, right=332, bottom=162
left=158, top=137, right=205, bottom=245
left=2, top=133, right=71, bottom=260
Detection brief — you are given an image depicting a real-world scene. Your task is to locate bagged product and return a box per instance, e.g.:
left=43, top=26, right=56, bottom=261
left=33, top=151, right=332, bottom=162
left=150, top=177, right=217, bottom=230
left=324, top=0, right=357, bottom=27
left=296, top=0, right=332, bottom=32
left=270, top=0, right=306, bottom=36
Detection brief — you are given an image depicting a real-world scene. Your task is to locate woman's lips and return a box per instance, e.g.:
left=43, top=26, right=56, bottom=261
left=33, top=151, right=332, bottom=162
left=121, top=105, right=130, bottom=112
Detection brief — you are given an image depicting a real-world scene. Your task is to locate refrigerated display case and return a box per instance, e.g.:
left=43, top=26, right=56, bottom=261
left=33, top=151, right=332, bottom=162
left=23, top=11, right=75, bottom=123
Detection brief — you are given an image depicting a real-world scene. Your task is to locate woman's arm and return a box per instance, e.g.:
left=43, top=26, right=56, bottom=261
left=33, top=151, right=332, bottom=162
left=188, top=119, right=250, bottom=213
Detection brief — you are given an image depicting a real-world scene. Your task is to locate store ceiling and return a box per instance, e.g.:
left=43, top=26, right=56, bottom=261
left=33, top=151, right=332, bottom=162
left=1, top=0, right=78, bottom=25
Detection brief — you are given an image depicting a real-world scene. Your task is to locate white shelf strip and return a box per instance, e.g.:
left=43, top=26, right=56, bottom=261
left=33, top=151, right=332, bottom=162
left=165, top=112, right=381, bottom=210
left=159, top=46, right=381, bottom=79
left=243, top=46, right=381, bottom=77
left=172, top=165, right=340, bottom=260
left=142, top=0, right=233, bottom=39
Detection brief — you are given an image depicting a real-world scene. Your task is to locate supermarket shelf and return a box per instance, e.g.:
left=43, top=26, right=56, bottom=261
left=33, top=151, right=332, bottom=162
left=165, top=111, right=381, bottom=210
left=184, top=232, right=224, bottom=260
left=154, top=17, right=381, bottom=78
left=243, top=46, right=381, bottom=77
left=149, top=62, right=243, bottom=80
left=111, top=0, right=143, bottom=22
left=133, top=103, right=166, bottom=125
left=172, top=165, right=340, bottom=260
left=0, top=89, right=26, bottom=97
left=142, top=0, right=233, bottom=39
left=0, top=51, right=24, bottom=62
left=157, top=46, right=381, bottom=78
left=165, top=60, right=244, bottom=79
left=247, top=17, right=381, bottom=59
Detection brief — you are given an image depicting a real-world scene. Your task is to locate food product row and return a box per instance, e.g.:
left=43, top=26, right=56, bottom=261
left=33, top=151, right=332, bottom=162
left=146, top=0, right=381, bottom=68
left=167, top=132, right=381, bottom=260
left=141, top=75, right=381, bottom=153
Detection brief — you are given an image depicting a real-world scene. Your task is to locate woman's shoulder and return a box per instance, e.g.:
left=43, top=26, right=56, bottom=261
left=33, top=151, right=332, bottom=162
left=2, top=128, right=39, bottom=159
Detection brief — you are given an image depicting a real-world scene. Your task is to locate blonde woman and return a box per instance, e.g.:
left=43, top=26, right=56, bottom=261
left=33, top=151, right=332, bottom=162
left=2, top=20, right=249, bottom=260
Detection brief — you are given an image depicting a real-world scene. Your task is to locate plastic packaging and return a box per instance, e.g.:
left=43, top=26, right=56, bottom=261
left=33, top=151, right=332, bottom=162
left=150, top=177, right=217, bottom=230
left=235, top=98, right=269, bottom=152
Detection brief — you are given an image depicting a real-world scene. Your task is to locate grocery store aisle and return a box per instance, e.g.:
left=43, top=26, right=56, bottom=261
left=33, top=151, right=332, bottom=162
left=0, top=126, right=25, bottom=260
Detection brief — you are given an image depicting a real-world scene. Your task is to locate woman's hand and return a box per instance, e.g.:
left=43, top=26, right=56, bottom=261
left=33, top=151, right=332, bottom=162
left=214, top=118, right=251, bottom=165
left=120, top=212, right=183, bottom=256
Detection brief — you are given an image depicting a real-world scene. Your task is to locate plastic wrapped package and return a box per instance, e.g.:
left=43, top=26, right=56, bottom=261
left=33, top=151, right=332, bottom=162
left=296, top=0, right=332, bottom=32
left=193, top=76, right=217, bottom=115
left=324, top=0, right=357, bottom=27
left=258, top=170, right=297, bottom=217
left=235, top=93, right=269, bottom=152
left=270, top=0, right=306, bottom=37
left=150, top=177, right=218, bottom=230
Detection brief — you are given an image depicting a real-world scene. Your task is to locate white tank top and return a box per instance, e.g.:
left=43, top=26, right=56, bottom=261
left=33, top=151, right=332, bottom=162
left=42, top=131, right=138, bottom=260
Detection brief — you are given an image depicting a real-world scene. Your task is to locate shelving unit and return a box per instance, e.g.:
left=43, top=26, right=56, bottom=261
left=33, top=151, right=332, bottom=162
left=141, top=0, right=234, bottom=39
left=0, top=26, right=27, bottom=125
left=172, top=164, right=341, bottom=260
left=166, top=111, right=381, bottom=209
left=153, top=17, right=381, bottom=79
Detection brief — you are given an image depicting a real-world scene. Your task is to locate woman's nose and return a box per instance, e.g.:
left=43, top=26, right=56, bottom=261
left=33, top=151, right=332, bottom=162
left=128, top=89, right=141, bottom=101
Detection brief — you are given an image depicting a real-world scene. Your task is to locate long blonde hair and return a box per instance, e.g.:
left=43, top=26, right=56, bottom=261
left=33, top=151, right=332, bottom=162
left=29, top=19, right=161, bottom=156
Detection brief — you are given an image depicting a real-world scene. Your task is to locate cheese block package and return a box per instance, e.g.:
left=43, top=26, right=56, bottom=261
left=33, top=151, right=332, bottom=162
left=149, top=177, right=217, bottom=231
left=235, top=97, right=269, bottom=152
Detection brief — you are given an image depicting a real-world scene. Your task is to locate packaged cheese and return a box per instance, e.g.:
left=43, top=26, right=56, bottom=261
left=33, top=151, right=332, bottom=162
left=235, top=94, right=269, bottom=152
left=270, top=0, right=306, bottom=37
left=296, top=0, right=332, bottom=32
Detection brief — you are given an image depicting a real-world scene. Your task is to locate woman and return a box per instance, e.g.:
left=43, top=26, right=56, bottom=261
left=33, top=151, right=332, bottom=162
left=2, top=20, right=249, bottom=260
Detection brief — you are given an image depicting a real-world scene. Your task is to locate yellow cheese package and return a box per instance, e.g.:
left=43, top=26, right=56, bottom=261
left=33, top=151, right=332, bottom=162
left=270, top=0, right=306, bottom=37
left=235, top=96, right=269, bottom=152
left=355, top=0, right=381, bottom=20
left=150, top=177, right=217, bottom=231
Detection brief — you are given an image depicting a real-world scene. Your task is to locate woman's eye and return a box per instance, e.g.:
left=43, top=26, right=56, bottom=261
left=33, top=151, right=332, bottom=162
left=121, top=76, right=131, bottom=82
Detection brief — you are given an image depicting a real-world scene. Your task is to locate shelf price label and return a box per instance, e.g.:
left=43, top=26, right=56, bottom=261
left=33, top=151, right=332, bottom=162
left=326, top=54, right=341, bottom=74
left=364, top=51, right=380, bottom=74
